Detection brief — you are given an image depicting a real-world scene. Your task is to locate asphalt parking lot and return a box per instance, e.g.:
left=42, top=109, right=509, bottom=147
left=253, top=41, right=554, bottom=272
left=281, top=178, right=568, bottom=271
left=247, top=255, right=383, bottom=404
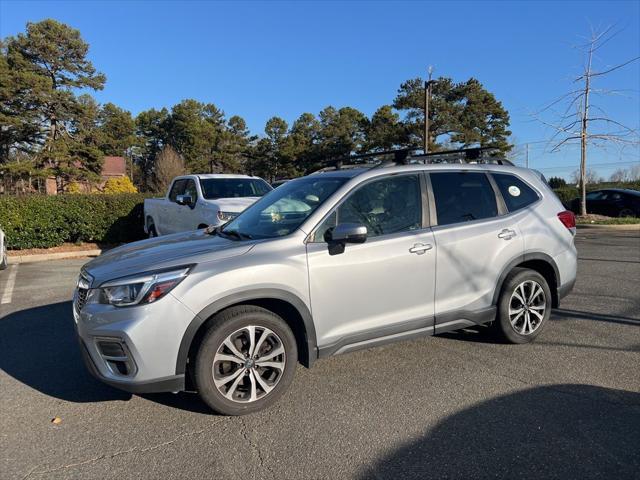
left=1, top=229, right=639, bottom=480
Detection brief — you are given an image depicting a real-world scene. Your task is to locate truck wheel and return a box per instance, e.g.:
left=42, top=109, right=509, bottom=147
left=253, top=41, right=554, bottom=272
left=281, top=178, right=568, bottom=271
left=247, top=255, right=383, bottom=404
left=147, top=220, right=157, bottom=238
left=492, top=268, right=551, bottom=344
left=194, top=305, right=297, bottom=415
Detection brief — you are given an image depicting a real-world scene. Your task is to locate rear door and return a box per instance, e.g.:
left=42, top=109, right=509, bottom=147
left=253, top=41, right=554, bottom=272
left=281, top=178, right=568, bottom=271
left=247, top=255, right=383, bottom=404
left=306, top=173, right=437, bottom=353
left=429, top=171, right=524, bottom=330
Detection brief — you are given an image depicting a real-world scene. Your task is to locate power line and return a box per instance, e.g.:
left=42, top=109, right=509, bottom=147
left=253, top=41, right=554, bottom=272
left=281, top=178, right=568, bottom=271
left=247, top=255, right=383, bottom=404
left=533, top=160, right=639, bottom=172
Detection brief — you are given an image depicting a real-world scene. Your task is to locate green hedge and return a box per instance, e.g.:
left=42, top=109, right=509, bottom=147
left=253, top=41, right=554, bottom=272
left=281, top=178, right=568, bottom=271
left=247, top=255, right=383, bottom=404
left=0, top=193, right=150, bottom=249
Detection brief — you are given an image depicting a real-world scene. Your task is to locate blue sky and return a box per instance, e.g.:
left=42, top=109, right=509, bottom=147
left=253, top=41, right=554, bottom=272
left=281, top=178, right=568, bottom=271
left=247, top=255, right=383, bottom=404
left=1, top=0, right=639, bottom=179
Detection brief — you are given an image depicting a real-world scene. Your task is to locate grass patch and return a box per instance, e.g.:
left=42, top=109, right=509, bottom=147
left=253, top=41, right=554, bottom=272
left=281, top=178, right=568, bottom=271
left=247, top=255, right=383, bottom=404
left=576, top=215, right=640, bottom=225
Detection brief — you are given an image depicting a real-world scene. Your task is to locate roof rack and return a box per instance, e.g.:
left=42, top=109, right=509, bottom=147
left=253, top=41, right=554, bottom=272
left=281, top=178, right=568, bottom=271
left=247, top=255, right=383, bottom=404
left=311, top=147, right=513, bottom=173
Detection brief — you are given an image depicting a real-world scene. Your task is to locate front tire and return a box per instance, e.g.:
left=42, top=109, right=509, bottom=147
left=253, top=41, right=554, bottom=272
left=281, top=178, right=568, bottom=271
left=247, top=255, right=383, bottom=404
left=147, top=221, right=158, bottom=238
left=194, top=305, right=298, bottom=415
left=493, top=268, right=551, bottom=344
left=619, top=208, right=635, bottom=218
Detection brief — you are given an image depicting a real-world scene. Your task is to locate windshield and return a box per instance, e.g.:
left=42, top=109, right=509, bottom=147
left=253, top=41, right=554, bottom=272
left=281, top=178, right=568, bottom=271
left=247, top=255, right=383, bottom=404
left=221, top=176, right=348, bottom=239
left=199, top=178, right=272, bottom=199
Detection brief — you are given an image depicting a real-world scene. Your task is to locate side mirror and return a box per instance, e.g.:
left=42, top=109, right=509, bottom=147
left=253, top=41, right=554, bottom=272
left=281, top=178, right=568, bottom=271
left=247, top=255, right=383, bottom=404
left=176, top=195, right=193, bottom=208
left=325, top=223, right=367, bottom=255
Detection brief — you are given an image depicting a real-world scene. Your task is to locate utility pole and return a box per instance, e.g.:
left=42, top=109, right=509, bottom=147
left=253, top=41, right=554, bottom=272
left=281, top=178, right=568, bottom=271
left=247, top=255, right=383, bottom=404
left=578, top=45, right=593, bottom=217
left=525, top=143, right=529, bottom=168
left=424, top=66, right=433, bottom=154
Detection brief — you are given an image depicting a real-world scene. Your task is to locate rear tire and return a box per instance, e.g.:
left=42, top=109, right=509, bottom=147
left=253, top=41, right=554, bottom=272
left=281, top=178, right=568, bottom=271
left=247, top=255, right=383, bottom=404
left=194, top=305, right=297, bottom=415
left=619, top=208, right=635, bottom=218
left=492, top=268, right=551, bottom=344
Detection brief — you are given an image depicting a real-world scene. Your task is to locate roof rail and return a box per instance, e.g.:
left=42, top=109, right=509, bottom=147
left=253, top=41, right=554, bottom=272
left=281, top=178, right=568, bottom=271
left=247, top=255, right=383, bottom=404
left=311, top=146, right=513, bottom=173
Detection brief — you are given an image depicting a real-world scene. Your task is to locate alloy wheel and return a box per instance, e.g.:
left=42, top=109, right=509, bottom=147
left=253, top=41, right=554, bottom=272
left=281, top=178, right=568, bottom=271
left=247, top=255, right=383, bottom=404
left=509, top=280, right=546, bottom=335
left=212, top=326, right=286, bottom=403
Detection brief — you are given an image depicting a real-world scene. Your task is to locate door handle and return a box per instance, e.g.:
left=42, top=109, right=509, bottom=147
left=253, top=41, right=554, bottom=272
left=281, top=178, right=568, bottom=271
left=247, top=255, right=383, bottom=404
left=498, top=229, right=517, bottom=240
left=409, top=243, right=433, bottom=255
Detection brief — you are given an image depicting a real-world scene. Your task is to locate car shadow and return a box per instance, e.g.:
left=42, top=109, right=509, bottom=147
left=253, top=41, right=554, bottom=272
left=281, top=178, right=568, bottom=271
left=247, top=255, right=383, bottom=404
left=0, top=300, right=220, bottom=413
left=358, top=384, right=640, bottom=479
left=439, top=308, right=640, bottom=345
left=0, top=301, right=131, bottom=403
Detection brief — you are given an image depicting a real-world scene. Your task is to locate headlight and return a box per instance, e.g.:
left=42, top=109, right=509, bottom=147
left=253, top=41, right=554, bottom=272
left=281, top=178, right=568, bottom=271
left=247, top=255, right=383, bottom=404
left=217, top=211, right=238, bottom=222
left=87, top=266, right=192, bottom=307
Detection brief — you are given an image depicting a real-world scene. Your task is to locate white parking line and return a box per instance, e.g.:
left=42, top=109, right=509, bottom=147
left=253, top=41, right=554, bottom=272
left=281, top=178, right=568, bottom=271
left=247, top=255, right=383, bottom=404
left=1, top=264, right=18, bottom=304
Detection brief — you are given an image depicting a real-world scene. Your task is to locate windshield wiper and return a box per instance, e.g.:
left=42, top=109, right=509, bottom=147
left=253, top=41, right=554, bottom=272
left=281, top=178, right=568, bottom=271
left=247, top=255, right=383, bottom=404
left=218, top=229, right=253, bottom=241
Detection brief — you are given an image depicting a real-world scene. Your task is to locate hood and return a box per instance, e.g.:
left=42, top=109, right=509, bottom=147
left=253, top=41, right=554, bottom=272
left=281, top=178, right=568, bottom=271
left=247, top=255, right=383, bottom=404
left=205, top=196, right=260, bottom=212
left=83, top=229, right=255, bottom=286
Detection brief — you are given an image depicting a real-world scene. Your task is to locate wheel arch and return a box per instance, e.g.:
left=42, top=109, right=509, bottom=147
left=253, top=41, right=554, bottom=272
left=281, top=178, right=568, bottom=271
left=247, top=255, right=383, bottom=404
left=176, top=289, right=317, bottom=379
left=493, top=253, right=560, bottom=308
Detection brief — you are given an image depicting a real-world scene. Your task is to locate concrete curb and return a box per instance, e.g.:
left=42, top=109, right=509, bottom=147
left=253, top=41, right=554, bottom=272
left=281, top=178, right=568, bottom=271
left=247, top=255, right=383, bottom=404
left=8, top=249, right=103, bottom=264
left=577, top=223, right=640, bottom=231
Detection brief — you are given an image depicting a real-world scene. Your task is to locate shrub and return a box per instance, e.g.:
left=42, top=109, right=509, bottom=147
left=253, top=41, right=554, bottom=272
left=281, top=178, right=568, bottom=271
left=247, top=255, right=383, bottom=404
left=103, top=176, right=138, bottom=194
left=553, top=187, right=579, bottom=206
left=0, top=193, right=150, bottom=249
left=67, top=181, right=83, bottom=194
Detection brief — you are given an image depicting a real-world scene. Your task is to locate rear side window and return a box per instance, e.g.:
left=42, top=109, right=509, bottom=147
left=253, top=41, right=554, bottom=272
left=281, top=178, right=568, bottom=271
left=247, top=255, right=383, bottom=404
left=430, top=172, right=498, bottom=226
left=492, top=173, right=539, bottom=212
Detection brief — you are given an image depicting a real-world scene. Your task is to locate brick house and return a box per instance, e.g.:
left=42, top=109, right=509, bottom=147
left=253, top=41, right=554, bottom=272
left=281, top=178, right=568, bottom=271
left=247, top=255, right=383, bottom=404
left=45, top=156, right=127, bottom=194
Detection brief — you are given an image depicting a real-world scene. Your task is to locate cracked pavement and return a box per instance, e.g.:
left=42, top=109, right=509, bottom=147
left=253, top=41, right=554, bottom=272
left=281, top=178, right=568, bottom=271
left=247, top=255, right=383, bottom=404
left=1, top=230, right=639, bottom=479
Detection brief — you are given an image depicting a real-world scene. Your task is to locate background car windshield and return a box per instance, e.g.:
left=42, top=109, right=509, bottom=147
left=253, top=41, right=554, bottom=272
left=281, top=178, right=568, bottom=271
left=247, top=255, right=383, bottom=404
left=200, top=178, right=272, bottom=199
left=222, top=176, right=347, bottom=239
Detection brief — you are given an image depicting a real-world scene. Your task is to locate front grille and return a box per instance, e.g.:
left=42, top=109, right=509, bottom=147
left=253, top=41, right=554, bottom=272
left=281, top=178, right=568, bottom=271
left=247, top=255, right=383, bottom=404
left=76, top=287, right=89, bottom=311
left=74, top=271, right=92, bottom=313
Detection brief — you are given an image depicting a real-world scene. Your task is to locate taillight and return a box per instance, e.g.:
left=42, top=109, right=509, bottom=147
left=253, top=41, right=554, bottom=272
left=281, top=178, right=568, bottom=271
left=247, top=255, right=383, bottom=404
left=558, top=210, right=576, bottom=234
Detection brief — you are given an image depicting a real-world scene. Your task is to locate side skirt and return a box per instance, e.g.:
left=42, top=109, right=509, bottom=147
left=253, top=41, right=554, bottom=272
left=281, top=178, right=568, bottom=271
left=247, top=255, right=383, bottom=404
left=317, top=306, right=497, bottom=359
left=318, top=316, right=434, bottom=358
left=433, top=306, right=497, bottom=335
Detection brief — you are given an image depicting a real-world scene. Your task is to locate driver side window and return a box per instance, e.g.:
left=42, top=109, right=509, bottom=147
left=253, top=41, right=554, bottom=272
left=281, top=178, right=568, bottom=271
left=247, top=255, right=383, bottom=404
left=183, top=179, right=197, bottom=203
left=169, top=179, right=187, bottom=202
left=313, top=174, right=422, bottom=242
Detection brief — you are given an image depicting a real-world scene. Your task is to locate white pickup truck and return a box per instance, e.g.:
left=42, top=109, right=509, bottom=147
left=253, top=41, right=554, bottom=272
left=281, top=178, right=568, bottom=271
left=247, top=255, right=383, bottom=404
left=143, top=174, right=272, bottom=237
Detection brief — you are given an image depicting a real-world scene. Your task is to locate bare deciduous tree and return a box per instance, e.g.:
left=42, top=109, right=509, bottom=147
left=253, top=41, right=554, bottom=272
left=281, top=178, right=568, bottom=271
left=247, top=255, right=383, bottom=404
left=533, top=26, right=640, bottom=215
left=571, top=168, right=601, bottom=185
left=152, top=145, right=185, bottom=193
left=609, top=168, right=630, bottom=182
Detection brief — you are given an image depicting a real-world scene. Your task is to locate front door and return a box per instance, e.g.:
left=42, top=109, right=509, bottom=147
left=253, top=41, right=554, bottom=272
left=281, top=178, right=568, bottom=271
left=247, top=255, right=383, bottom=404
left=306, top=173, right=436, bottom=353
left=164, top=179, right=187, bottom=234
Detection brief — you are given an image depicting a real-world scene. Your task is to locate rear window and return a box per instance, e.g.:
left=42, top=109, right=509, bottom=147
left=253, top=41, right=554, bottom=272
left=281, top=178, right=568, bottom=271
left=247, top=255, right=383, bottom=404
left=431, top=172, right=498, bottom=226
left=492, top=173, right=539, bottom=212
left=200, top=178, right=272, bottom=199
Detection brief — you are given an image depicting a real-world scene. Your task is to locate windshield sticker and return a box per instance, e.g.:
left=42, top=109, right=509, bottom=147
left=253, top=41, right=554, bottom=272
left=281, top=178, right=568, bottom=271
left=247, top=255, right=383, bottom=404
left=508, top=186, right=521, bottom=197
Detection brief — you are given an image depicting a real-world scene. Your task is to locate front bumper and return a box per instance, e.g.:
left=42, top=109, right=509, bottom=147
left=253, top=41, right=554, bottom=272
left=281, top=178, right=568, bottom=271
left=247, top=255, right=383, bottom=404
left=77, top=337, right=184, bottom=393
left=74, top=291, right=195, bottom=394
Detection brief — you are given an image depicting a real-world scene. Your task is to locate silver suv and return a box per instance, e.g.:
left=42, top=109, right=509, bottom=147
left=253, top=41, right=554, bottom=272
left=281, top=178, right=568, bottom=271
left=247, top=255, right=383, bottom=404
left=74, top=163, right=577, bottom=415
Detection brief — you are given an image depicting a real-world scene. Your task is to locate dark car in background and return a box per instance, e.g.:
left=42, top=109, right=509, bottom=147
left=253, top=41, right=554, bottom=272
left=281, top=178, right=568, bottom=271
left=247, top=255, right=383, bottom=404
left=570, top=189, right=640, bottom=217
